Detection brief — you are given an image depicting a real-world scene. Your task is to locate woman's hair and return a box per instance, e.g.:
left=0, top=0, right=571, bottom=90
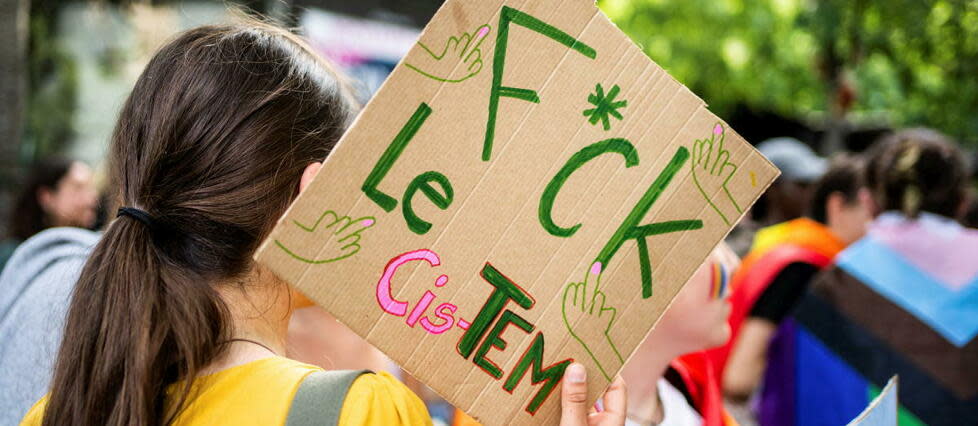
left=8, top=157, right=75, bottom=240
left=43, top=21, right=358, bottom=426
left=809, top=154, right=864, bottom=224
left=865, top=128, right=966, bottom=218
left=964, top=191, right=978, bottom=228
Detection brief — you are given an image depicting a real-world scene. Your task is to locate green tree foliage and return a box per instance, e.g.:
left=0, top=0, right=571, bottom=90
left=600, top=0, right=978, bottom=146
left=23, top=0, right=78, bottom=161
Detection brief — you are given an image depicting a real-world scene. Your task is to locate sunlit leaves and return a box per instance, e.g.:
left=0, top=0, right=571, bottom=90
left=599, top=0, right=978, bottom=146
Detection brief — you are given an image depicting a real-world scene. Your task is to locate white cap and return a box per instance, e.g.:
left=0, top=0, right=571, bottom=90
left=757, top=137, right=827, bottom=182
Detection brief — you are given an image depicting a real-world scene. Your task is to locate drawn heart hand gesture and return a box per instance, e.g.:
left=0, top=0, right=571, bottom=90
left=690, top=123, right=743, bottom=226
left=405, top=24, right=490, bottom=83
left=562, top=262, right=625, bottom=382
left=274, top=210, right=375, bottom=264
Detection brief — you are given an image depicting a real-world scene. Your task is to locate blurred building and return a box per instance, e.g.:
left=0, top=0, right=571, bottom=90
left=43, top=0, right=431, bottom=175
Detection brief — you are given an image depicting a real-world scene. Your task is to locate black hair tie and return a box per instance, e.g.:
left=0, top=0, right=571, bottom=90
left=117, top=207, right=155, bottom=229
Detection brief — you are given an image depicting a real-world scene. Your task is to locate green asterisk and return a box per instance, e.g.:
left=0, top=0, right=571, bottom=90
left=583, top=83, right=627, bottom=131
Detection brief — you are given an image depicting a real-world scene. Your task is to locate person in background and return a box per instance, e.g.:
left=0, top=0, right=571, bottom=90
left=452, top=245, right=738, bottom=426
left=725, top=138, right=825, bottom=257
left=754, top=138, right=827, bottom=226
left=288, top=309, right=463, bottom=425
left=0, top=158, right=97, bottom=272
left=961, top=188, right=978, bottom=228
left=624, top=243, right=740, bottom=426
left=287, top=308, right=389, bottom=372
left=0, top=159, right=100, bottom=424
left=708, top=154, right=871, bottom=404
left=769, top=129, right=978, bottom=426
left=0, top=226, right=100, bottom=426
left=17, top=20, right=624, bottom=426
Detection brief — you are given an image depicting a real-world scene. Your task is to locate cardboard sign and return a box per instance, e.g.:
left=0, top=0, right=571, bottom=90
left=848, top=377, right=898, bottom=426
left=256, top=0, right=778, bottom=423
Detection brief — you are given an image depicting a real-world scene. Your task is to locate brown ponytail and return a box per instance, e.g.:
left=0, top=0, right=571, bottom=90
left=866, top=128, right=966, bottom=219
left=42, top=20, right=357, bottom=426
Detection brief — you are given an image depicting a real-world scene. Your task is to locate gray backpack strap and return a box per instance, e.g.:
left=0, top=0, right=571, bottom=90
left=286, top=369, right=371, bottom=426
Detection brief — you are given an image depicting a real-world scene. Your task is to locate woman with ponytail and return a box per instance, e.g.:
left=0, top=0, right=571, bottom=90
left=760, top=129, right=978, bottom=426
left=18, top=19, right=624, bottom=426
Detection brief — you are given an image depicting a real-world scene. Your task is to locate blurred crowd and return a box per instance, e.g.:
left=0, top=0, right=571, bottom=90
left=0, top=14, right=976, bottom=426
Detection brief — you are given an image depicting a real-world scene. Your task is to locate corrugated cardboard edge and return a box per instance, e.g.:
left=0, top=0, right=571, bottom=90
left=253, top=0, right=782, bottom=423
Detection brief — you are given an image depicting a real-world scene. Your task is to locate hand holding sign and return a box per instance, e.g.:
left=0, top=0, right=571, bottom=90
left=258, top=1, right=779, bottom=423
left=405, top=24, right=491, bottom=83
left=559, top=364, right=626, bottom=426
left=274, top=210, right=375, bottom=264
left=562, top=262, right=625, bottom=382
left=691, top=123, right=743, bottom=226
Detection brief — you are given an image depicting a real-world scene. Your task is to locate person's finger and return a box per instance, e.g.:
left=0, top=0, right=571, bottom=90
left=711, top=149, right=730, bottom=175
left=335, top=216, right=374, bottom=234
left=564, top=282, right=580, bottom=309
left=584, top=375, right=626, bottom=426
left=467, top=57, right=483, bottom=75
left=692, top=139, right=704, bottom=165
left=444, top=35, right=460, bottom=56
left=599, top=375, right=626, bottom=421
left=465, top=25, right=491, bottom=61
left=559, top=363, right=589, bottom=426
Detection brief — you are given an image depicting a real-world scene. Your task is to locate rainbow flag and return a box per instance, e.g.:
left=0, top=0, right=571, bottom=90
left=759, top=213, right=978, bottom=426
left=710, top=262, right=729, bottom=300
left=697, top=218, right=842, bottom=393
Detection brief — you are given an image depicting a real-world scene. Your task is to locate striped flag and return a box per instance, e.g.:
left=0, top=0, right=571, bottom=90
left=760, top=213, right=978, bottom=426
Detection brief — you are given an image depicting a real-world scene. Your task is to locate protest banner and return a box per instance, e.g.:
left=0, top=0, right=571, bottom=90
left=256, top=0, right=779, bottom=423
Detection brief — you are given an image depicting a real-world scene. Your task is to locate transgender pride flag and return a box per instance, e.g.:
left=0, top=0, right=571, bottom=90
left=759, top=212, right=978, bottom=426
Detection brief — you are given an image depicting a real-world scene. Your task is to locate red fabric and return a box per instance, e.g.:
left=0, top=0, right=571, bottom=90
left=674, top=219, right=844, bottom=426
left=702, top=245, right=833, bottom=385
left=671, top=354, right=735, bottom=426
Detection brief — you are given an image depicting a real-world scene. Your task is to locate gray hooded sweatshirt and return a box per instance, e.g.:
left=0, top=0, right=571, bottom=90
left=0, top=227, right=99, bottom=425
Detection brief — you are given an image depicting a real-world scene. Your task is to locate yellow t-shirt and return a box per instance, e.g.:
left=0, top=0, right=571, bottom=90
left=21, top=356, right=431, bottom=425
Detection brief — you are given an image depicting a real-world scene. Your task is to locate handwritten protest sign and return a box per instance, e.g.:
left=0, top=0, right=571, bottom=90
left=257, top=0, right=779, bottom=423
